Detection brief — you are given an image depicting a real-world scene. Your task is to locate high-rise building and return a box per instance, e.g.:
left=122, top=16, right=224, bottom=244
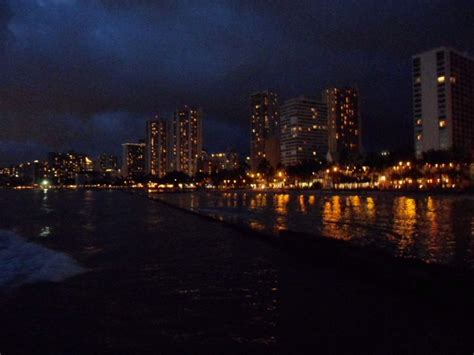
left=170, top=106, right=203, bottom=176
left=199, top=150, right=240, bottom=175
left=146, top=118, right=168, bottom=178
left=47, top=151, right=93, bottom=184
left=78, top=155, right=94, bottom=172
left=325, top=87, right=361, bottom=162
left=98, top=154, right=118, bottom=173
left=280, top=96, right=328, bottom=167
left=413, top=47, right=474, bottom=158
left=250, top=91, right=280, bottom=171
left=122, top=143, right=146, bottom=180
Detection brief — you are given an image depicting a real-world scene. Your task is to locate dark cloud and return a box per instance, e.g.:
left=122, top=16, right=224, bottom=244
left=0, top=0, right=473, bottom=164
left=0, top=0, right=12, bottom=50
left=0, top=140, right=50, bottom=163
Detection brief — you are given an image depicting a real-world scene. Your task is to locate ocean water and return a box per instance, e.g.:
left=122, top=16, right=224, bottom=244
left=0, top=189, right=280, bottom=350
left=2, top=188, right=473, bottom=292
left=152, top=190, right=474, bottom=269
left=0, top=189, right=473, bottom=352
left=0, top=229, right=84, bottom=288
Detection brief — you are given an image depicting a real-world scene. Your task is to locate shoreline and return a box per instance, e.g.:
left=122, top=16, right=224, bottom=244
left=2, top=185, right=474, bottom=196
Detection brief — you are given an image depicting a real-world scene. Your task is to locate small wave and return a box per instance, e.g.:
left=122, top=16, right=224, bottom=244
left=0, top=230, right=85, bottom=289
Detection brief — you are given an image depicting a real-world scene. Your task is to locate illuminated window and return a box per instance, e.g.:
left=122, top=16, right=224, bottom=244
left=416, top=119, right=422, bottom=126
left=439, top=120, right=446, bottom=128
left=437, top=76, right=445, bottom=83
left=415, top=76, right=421, bottom=84
left=416, top=134, right=422, bottom=141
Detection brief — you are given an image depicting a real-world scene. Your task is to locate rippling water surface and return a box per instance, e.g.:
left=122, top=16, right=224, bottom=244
left=1, top=189, right=474, bottom=352
left=0, top=189, right=279, bottom=349
left=153, top=190, right=474, bottom=268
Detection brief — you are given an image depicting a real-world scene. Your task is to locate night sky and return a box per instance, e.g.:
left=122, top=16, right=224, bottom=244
left=0, top=0, right=472, bottom=164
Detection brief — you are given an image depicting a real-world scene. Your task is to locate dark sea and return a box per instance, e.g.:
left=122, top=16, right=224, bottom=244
left=0, top=189, right=473, bottom=353
left=0, top=189, right=279, bottom=352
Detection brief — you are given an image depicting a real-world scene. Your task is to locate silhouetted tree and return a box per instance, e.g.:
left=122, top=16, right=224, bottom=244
left=257, top=158, right=274, bottom=178
left=285, top=159, right=325, bottom=180
left=159, top=171, right=190, bottom=186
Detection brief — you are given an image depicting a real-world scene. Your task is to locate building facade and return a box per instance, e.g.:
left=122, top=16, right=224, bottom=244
left=280, top=96, right=328, bottom=167
left=250, top=91, right=280, bottom=170
left=325, top=87, right=361, bottom=163
left=413, top=47, right=474, bottom=158
left=170, top=106, right=203, bottom=176
left=48, top=151, right=93, bottom=185
left=146, top=118, right=168, bottom=178
left=199, top=150, right=239, bottom=175
left=122, top=143, right=146, bottom=180
left=98, top=154, right=118, bottom=173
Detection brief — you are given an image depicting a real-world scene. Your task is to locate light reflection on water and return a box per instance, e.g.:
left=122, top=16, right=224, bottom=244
left=154, top=191, right=474, bottom=269
left=274, top=194, right=289, bottom=231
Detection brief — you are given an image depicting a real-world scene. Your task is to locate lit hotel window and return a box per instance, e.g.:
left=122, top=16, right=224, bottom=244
left=437, top=76, right=446, bottom=83
left=416, top=134, right=422, bottom=141
left=416, top=119, right=422, bottom=126
left=439, top=120, right=446, bottom=128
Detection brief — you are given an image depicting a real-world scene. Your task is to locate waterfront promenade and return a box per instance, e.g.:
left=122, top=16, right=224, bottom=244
left=0, top=189, right=473, bottom=354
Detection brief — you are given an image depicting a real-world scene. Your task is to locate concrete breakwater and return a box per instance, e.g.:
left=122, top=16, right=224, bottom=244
left=138, top=190, right=474, bottom=298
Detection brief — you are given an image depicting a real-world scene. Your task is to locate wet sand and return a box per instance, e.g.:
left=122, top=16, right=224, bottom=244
left=0, top=190, right=473, bottom=354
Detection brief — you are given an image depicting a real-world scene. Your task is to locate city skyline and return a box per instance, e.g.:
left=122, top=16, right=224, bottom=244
left=0, top=1, right=472, bottom=164
left=1, top=68, right=471, bottom=174
left=1, top=2, right=474, bottom=352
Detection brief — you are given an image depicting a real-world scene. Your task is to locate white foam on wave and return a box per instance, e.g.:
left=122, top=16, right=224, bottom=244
left=0, top=230, right=85, bottom=289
